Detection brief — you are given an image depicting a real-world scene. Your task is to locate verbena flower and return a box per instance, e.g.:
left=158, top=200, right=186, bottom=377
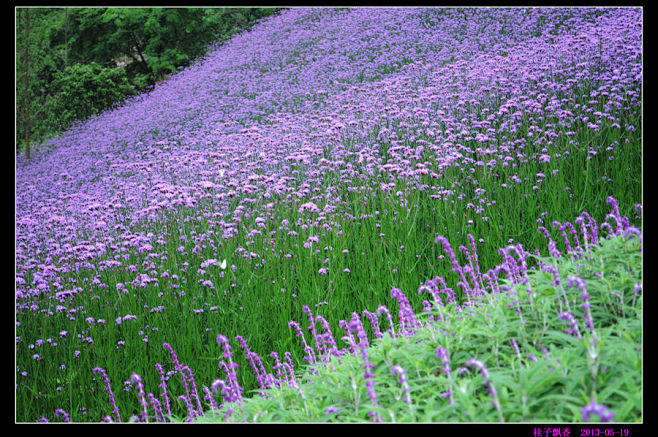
left=54, top=408, right=70, bottom=422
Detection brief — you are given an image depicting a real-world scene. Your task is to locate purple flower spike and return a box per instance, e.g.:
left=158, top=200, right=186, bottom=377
left=390, top=287, right=420, bottom=337
left=435, top=235, right=472, bottom=296
left=568, top=276, right=595, bottom=335
left=558, top=311, right=583, bottom=339
left=347, top=315, right=379, bottom=421
left=461, top=359, right=503, bottom=421
left=130, top=373, right=149, bottom=423
left=148, top=392, right=166, bottom=422
left=155, top=363, right=172, bottom=418
left=215, top=335, right=243, bottom=405
left=581, top=396, right=615, bottom=422
left=390, top=364, right=412, bottom=406
left=435, top=346, right=455, bottom=405
left=163, top=342, right=199, bottom=419
left=376, top=305, right=396, bottom=338
left=93, top=367, right=121, bottom=422
left=288, top=320, right=317, bottom=365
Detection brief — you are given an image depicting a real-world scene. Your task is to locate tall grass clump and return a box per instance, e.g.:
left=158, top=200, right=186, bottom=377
left=16, top=7, right=641, bottom=423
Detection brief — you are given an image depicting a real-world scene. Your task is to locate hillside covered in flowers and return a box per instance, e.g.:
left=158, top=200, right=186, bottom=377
left=16, top=8, right=641, bottom=423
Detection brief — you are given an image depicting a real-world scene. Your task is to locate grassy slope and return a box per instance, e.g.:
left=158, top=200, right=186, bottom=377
left=188, top=228, right=642, bottom=423
left=15, top=8, right=642, bottom=423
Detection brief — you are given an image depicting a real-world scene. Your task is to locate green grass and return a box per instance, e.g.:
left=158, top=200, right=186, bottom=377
left=181, top=230, right=642, bottom=423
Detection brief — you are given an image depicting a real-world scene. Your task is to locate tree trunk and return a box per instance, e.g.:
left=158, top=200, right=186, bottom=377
left=130, top=31, right=150, bottom=75
left=64, top=8, right=69, bottom=67
left=22, top=8, right=30, bottom=160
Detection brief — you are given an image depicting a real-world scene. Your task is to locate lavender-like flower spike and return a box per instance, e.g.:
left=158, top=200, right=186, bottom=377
left=130, top=373, right=149, bottom=423
left=93, top=367, right=121, bottom=422
left=461, top=359, right=504, bottom=422
left=236, top=335, right=274, bottom=394
left=581, top=395, right=615, bottom=422
left=376, top=305, right=396, bottom=338
left=215, top=335, right=243, bottom=404
left=435, top=235, right=471, bottom=295
left=568, top=276, right=595, bottom=335
left=347, top=315, right=380, bottom=421
left=551, top=220, right=574, bottom=254
left=202, top=386, right=219, bottom=411
left=466, top=234, right=483, bottom=287
left=339, top=319, right=358, bottom=356
left=288, top=320, right=317, bottom=364
left=302, top=305, right=319, bottom=351
left=538, top=225, right=562, bottom=259
left=211, top=378, right=226, bottom=396
left=417, top=278, right=445, bottom=317
left=163, top=342, right=197, bottom=419
left=435, top=346, right=455, bottom=405
left=549, top=237, right=563, bottom=259
left=269, top=351, right=284, bottom=386
left=459, top=234, right=484, bottom=294
left=390, top=287, right=420, bottom=337
left=348, top=312, right=369, bottom=348
left=181, top=365, right=203, bottom=415
left=575, top=212, right=598, bottom=251
left=155, top=362, right=172, bottom=418
left=558, top=311, right=583, bottom=339
left=362, top=309, right=383, bottom=339
left=315, top=314, right=339, bottom=361
left=605, top=196, right=623, bottom=235
left=284, top=351, right=298, bottom=383
left=564, top=221, right=581, bottom=253
left=148, top=392, right=166, bottom=422
left=390, top=364, right=412, bottom=407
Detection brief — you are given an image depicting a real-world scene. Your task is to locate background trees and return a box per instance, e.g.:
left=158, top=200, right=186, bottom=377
left=16, top=7, right=279, bottom=157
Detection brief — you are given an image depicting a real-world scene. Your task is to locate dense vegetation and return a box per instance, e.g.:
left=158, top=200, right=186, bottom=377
left=16, top=7, right=280, bottom=157
left=183, top=221, right=641, bottom=423
left=15, top=8, right=641, bottom=423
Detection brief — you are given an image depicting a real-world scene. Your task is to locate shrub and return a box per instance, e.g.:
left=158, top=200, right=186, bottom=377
left=47, top=62, right=136, bottom=129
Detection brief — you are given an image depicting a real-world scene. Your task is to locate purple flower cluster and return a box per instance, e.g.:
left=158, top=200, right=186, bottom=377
left=390, top=287, right=421, bottom=337
left=214, top=335, right=243, bottom=407
left=130, top=373, right=149, bottom=422
left=581, top=396, right=615, bottom=422
left=236, top=335, right=277, bottom=395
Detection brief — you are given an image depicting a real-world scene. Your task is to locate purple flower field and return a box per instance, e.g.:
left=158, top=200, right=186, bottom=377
left=15, top=8, right=641, bottom=422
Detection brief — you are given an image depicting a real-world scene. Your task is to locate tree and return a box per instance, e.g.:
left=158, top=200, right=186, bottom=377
left=16, top=8, right=73, bottom=156
left=15, top=7, right=282, bottom=156
left=47, top=62, right=136, bottom=128
left=20, top=8, right=30, bottom=159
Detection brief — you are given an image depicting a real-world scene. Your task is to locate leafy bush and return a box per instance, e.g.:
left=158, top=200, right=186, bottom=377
left=47, top=62, right=137, bottom=129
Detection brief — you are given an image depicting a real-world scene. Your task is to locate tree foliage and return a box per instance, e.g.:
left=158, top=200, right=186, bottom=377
left=48, top=62, right=137, bottom=128
left=16, top=7, right=281, bottom=156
